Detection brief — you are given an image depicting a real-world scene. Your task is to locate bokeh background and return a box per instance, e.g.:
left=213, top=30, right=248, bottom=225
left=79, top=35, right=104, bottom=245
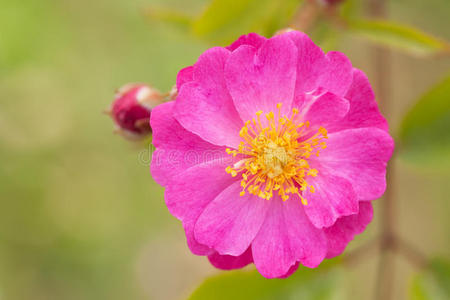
left=0, top=0, right=449, bottom=299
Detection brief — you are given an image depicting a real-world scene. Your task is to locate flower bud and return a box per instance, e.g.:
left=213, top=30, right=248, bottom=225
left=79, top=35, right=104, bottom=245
left=319, top=0, right=345, bottom=6
left=168, top=84, right=178, bottom=101
left=275, top=28, right=295, bottom=36
left=107, top=83, right=163, bottom=140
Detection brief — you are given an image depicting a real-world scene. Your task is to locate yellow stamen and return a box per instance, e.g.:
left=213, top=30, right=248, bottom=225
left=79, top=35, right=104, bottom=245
left=225, top=106, right=328, bottom=205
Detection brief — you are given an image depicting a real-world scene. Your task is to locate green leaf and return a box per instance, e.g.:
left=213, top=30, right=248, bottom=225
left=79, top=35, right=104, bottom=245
left=410, top=275, right=430, bottom=300
left=409, top=257, right=450, bottom=300
left=346, top=19, right=450, bottom=56
left=398, top=74, right=450, bottom=167
left=191, top=0, right=302, bottom=45
left=430, top=258, right=450, bottom=296
left=188, top=260, right=339, bottom=300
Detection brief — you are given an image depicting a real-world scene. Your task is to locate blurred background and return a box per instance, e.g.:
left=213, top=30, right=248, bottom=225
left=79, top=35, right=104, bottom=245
left=0, top=0, right=449, bottom=299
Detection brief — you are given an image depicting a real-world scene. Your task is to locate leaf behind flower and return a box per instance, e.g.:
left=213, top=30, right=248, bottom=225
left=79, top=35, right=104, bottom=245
left=399, top=74, right=450, bottom=168
left=188, top=259, right=340, bottom=300
left=347, top=19, right=450, bottom=57
left=409, top=257, right=450, bottom=300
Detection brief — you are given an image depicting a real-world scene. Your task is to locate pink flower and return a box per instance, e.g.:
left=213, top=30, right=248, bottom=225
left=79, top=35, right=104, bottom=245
left=108, top=84, right=162, bottom=140
left=150, top=32, right=394, bottom=278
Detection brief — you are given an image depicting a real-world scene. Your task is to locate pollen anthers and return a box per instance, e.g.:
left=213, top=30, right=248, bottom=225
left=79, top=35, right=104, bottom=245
left=225, top=103, right=328, bottom=205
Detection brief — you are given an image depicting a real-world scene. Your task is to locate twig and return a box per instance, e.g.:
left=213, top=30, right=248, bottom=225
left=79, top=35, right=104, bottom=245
left=290, top=0, right=322, bottom=32
left=342, top=237, right=380, bottom=266
left=393, top=236, right=429, bottom=269
left=366, top=0, right=396, bottom=299
left=375, top=248, right=395, bottom=300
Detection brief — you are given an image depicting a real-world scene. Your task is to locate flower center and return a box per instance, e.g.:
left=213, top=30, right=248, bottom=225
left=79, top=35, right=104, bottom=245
left=225, top=103, right=328, bottom=204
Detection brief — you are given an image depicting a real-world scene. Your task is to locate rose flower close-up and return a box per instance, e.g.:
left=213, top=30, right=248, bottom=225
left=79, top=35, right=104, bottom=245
left=4, top=0, right=450, bottom=299
left=150, top=31, right=394, bottom=278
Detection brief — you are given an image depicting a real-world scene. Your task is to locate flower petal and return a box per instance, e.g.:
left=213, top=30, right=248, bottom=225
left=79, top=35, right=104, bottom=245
left=176, top=66, right=194, bottom=90
left=330, top=69, right=388, bottom=132
left=252, top=196, right=327, bottom=278
left=285, top=31, right=327, bottom=97
left=313, top=128, right=394, bottom=200
left=174, top=47, right=243, bottom=148
left=325, top=202, right=374, bottom=258
left=251, top=199, right=295, bottom=278
left=303, top=172, right=358, bottom=228
left=283, top=196, right=328, bottom=268
left=278, top=262, right=300, bottom=278
left=165, top=159, right=237, bottom=255
left=226, top=32, right=267, bottom=51
left=283, top=32, right=353, bottom=109
left=317, top=51, right=353, bottom=97
left=208, top=247, right=253, bottom=270
left=182, top=222, right=212, bottom=256
left=150, top=101, right=227, bottom=187
left=194, top=181, right=271, bottom=256
left=301, top=92, right=350, bottom=128
left=225, top=35, right=297, bottom=122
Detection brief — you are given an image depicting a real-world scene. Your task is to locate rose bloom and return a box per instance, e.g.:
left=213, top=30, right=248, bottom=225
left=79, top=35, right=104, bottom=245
left=150, top=31, right=394, bottom=278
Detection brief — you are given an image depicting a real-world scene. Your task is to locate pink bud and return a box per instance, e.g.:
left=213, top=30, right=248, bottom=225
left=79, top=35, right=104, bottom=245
left=168, top=84, right=178, bottom=101
left=320, top=0, right=345, bottom=5
left=107, top=84, right=163, bottom=140
left=275, top=28, right=295, bottom=36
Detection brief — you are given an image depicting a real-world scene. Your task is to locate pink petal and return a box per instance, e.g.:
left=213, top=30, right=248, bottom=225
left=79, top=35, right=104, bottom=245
left=303, top=172, right=359, bottom=228
left=174, top=48, right=243, bottom=147
left=283, top=32, right=352, bottom=107
left=225, top=35, right=297, bottom=122
left=301, top=92, right=350, bottom=128
left=313, top=128, right=394, bottom=200
left=183, top=222, right=212, bottom=256
left=176, top=66, right=194, bottom=90
left=325, top=202, right=374, bottom=258
left=226, top=33, right=268, bottom=51
left=278, top=262, right=300, bottom=278
left=330, top=69, right=388, bottom=132
left=194, top=181, right=271, bottom=256
left=284, top=31, right=327, bottom=97
left=150, top=101, right=227, bottom=187
left=317, top=51, right=353, bottom=97
left=165, top=160, right=237, bottom=255
left=283, top=196, right=328, bottom=268
left=251, top=199, right=295, bottom=278
left=208, top=247, right=253, bottom=270
left=252, top=196, right=327, bottom=278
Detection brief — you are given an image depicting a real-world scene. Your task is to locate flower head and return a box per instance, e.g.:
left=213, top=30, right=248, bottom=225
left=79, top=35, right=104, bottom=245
left=107, top=83, right=162, bottom=140
left=150, top=31, right=394, bottom=278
